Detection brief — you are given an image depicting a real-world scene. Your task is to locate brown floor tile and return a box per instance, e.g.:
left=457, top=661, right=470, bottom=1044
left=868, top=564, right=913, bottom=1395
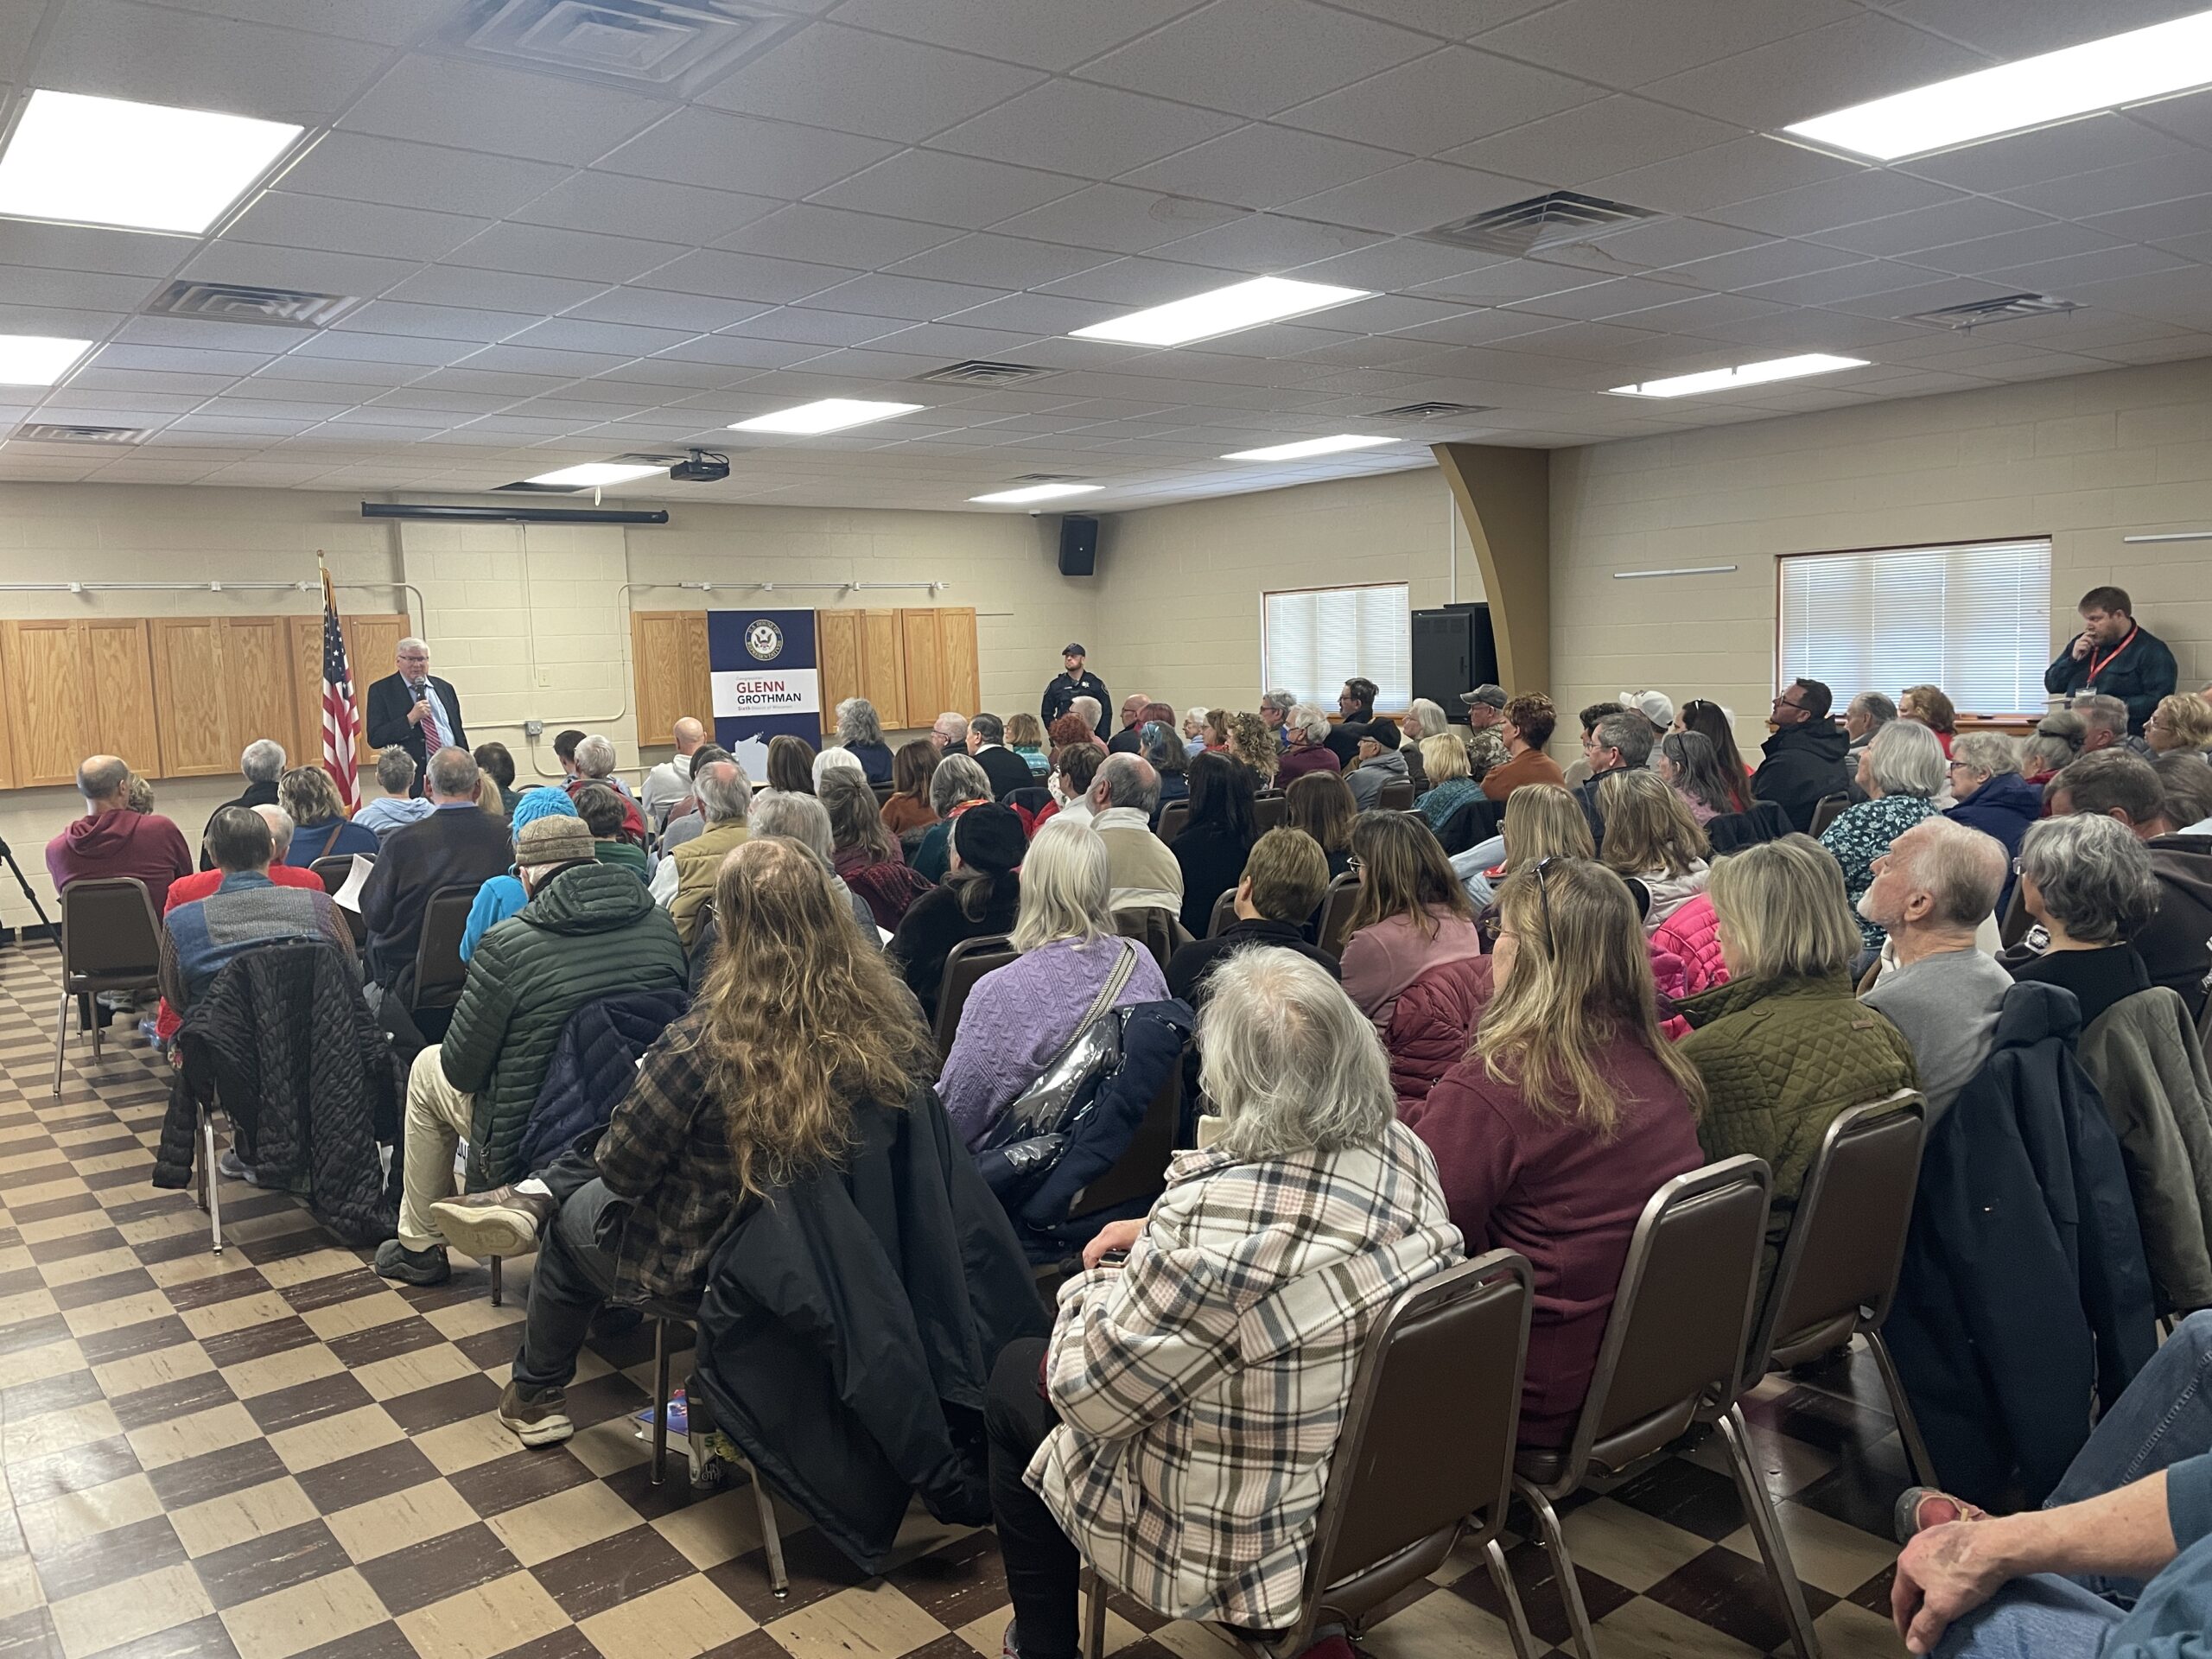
left=145, top=1440, right=290, bottom=1515
left=198, top=1317, right=318, bottom=1371
left=0, top=1605, right=60, bottom=1659
left=448, top=1451, right=598, bottom=1521
left=324, top=1318, right=448, bottom=1371
left=382, top=1373, right=503, bottom=1438
left=1643, top=1541, right=1838, bottom=1654
left=289, top=1624, right=418, bottom=1659
left=0, top=1313, right=74, bottom=1358
left=108, top=1371, right=241, bottom=1434
left=45, top=1268, right=156, bottom=1313
left=192, top=1520, right=353, bottom=1612
left=482, top=1629, right=598, bottom=1659
left=241, top=1373, right=375, bottom=1437
left=80, top=1611, right=240, bottom=1659
left=277, top=1271, right=385, bottom=1318
left=0, top=1368, right=105, bottom=1425
left=74, top=1317, right=195, bottom=1370
left=528, top=1525, right=698, bottom=1623
left=8, top=1435, right=144, bottom=1508
left=163, top=1268, right=272, bottom=1314
left=354, top=1526, right=524, bottom=1619
left=291, top=1443, right=441, bottom=1518
left=30, top=1514, right=188, bottom=1605
left=886, top=1530, right=1007, bottom=1632
left=704, top=1527, right=874, bottom=1625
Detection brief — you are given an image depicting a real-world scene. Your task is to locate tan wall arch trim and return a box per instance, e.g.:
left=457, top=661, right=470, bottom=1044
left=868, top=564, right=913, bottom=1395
left=1433, top=442, right=1551, bottom=698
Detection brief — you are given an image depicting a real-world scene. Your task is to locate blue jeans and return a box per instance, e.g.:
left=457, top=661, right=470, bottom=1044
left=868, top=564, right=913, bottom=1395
left=1937, top=1313, right=2212, bottom=1659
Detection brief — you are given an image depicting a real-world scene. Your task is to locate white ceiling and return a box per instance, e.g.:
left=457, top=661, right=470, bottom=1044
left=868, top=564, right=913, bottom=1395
left=4, top=0, right=2212, bottom=511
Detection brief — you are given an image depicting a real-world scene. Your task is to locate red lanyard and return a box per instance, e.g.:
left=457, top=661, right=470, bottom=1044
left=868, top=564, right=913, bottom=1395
left=2088, top=627, right=2138, bottom=683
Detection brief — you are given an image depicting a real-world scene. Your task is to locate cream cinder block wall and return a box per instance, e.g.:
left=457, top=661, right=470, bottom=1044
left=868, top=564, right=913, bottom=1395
left=1549, top=357, right=2212, bottom=761
left=1090, top=466, right=1481, bottom=712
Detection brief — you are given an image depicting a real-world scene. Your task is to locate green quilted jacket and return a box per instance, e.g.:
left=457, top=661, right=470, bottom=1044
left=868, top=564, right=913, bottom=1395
left=439, top=859, right=687, bottom=1188
left=1676, top=971, right=1919, bottom=1287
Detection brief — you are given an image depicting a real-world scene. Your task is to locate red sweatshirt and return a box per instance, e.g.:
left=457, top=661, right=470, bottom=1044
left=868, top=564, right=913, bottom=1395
left=45, top=810, right=193, bottom=913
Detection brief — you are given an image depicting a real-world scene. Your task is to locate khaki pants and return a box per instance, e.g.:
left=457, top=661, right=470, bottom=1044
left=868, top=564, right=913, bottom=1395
left=399, top=1046, right=474, bottom=1249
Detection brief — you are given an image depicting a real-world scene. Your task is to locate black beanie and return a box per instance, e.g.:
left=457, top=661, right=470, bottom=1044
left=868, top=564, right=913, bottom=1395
left=952, top=803, right=1026, bottom=874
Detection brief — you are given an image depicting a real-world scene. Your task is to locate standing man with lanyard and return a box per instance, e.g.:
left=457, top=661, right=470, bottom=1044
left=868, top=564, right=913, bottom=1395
left=2046, top=585, right=2177, bottom=736
left=1039, top=643, right=1110, bottom=736
left=366, top=637, right=469, bottom=794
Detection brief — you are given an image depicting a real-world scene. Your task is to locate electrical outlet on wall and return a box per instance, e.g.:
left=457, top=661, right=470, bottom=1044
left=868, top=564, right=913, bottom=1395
left=524, top=720, right=544, bottom=739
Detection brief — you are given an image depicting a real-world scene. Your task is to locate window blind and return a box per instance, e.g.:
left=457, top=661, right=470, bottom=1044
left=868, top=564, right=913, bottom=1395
left=1777, top=538, right=2051, bottom=716
left=1263, top=584, right=1412, bottom=709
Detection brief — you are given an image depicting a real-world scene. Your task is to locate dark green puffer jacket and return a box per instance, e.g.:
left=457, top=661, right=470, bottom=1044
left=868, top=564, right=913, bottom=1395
left=440, top=859, right=686, bottom=1188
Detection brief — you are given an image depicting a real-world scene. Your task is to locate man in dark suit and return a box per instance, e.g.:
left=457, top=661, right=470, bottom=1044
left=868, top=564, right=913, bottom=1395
left=966, top=714, right=1037, bottom=802
left=359, top=747, right=512, bottom=988
left=365, top=637, right=467, bottom=792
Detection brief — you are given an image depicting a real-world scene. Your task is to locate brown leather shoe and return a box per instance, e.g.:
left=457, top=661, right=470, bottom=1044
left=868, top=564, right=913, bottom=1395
left=430, top=1185, right=556, bottom=1259
left=499, top=1379, right=574, bottom=1447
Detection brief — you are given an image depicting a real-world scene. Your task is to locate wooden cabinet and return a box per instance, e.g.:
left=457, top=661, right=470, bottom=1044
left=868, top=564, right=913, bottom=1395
left=629, top=611, right=711, bottom=747
left=816, top=609, right=861, bottom=737
left=899, top=608, right=945, bottom=725
left=150, top=617, right=298, bottom=778
left=935, top=607, right=978, bottom=718
left=859, top=609, right=906, bottom=730
left=0, top=619, right=161, bottom=786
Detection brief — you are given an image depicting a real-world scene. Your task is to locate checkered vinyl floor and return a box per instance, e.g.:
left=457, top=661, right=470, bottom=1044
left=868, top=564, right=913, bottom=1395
left=0, top=942, right=1915, bottom=1659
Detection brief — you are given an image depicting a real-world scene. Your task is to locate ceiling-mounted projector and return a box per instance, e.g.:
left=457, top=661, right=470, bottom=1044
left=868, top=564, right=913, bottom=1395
left=670, top=448, right=729, bottom=482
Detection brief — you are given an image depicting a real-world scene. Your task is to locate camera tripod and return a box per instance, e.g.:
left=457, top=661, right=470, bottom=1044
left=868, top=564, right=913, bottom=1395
left=0, top=837, right=60, bottom=948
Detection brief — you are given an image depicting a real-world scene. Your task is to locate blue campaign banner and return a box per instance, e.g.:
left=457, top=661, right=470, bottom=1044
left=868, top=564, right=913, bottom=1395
left=706, top=608, right=821, bottom=781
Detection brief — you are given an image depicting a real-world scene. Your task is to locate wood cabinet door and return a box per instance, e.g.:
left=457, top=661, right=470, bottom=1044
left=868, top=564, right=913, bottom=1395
left=341, top=615, right=407, bottom=757
left=220, top=618, right=291, bottom=763
left=816, top=609, right=861, bottom=738
left=899, top=608, right=944, bottom=727
left=2, top=620, right=92, bottom=785
left=87, top=620, right=161, bottom=776
left=936, top=607, right=978, bottom=717
left=149, top=619, right=229, bottom=777
left=0, top=638, right=16, bottom=791
left=287, top=615, right=326, bottom=769
left=630, top=611, right=712, bottom=745
left=860, top=610, right=906, bottom=731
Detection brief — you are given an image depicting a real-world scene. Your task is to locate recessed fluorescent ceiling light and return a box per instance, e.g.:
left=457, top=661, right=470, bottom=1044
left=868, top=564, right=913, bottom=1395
left=526, top=461, right=666, bottom=487
left=1609, top=353, right=1868, bottom=398
left=1785, top=9, right=2212, bottom=160
left=969, top=483, right=1104, bottom=505
left=1223, top=435, right=1398, bottom=461
left=1070, top=276, right=1371, bottom=346
left=728, top=398, right=923, bottom=435
left=0, top=90, right=302, bottom=234
left=0, top=334, right=93, bottom=385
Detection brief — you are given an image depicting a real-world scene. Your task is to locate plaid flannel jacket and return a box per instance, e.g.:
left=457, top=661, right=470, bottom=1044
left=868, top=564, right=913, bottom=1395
left=594, top=1014, right=745, bottom=1300
left=1027, top=1120, right=1462, bottom=1629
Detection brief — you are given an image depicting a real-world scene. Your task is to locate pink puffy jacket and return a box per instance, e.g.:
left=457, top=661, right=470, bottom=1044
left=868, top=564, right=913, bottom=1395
left=1384, top=954, right=1495, bottom=1112
left=1649, top=893, right=1728, bottom=1040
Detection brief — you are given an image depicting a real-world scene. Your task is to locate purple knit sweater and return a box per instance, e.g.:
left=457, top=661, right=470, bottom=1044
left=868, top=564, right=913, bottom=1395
left=938, top=936, right=1168, bottom=1149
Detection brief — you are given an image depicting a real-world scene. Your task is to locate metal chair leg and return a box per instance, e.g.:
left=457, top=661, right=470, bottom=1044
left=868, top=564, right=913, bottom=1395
left=1717, top=1405, right=1821, bottom=1659
left=1080, top=1567, right=1108, bottom=1659
left=91, top=1013, right=102, bottom=1062
left=489, top=1255, right=502, bottom=1306
left=52, top=990, right=67, bottom=1096
left=651, top=1319, right=671, bottom=1486
left=202, top=1112, right=223, bottom=1255
left=1867, top=1330, right=1939, bottom=1489
left=1514, top=1478, right=1598, bottom=1659
left=1485, top=1535, right=1541, bottom=1659
left=748, top=1460, right=788, bottom=1599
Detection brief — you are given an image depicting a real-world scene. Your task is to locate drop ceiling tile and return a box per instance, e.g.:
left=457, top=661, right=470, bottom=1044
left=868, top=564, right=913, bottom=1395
left=448, top=221, right=689, bottom=284
left=1279, top=47, right=1602, bottom=158
left=1282, top=236, right=1520, bottom=290
left=503, top=318, right=701, bottom=357
left=931, top=291, right=1111, bottom=334
left=885, top=232, right=1119, bottom=289
left=1979, top=242, right=2193, bottom=292
left=696, top=24, right=1045, bottom=143
left=1440, top=96, right=1738, bottom=188
left=1077, top=0, right=1434, bottom=118
left=380, top=265, right=612, bottom=315
left=862, top=319, right=1058, bottom=359
left=406, top=367, right=574, bottom=397
left=798, top=271, right=1007, bottom=321
left=985, top=185, right=1243, bottom=254
left=1277, top=160, right=1532, bottom=235
left=0, top=267, right=156, bottom=310
left=1809, top=195, right=2058, bottom=258
left=455, top=345, right=633, bottom=378
left=1586, top=136, right=1860, bottom=217
left=1033, top=252, right=1267, bottom=307
left=2083, top=191, right=2212, bottom=245
left=333, top=300, right=542, bottom=342
left=1915, top=221, right=2130, bottom=276
left=567, top=288, right=774, bottom=333
left=1472, top=0, right=1855, bottom=86
left=2001, top=150, right=2212, bottom=221
left=810, top=149, right=1086, bottom=229
left=1512, top=273, right=1706, bottom=321
left=175, top=241, right=424, bottom=299
left=275, top=133, right=570, bottom=222
left=255, top=354, right=426, bottom=386
left=715, top=204, right=966, bottom=268
left=1900, top=112, right=2198, bottom=194
left=638, top=248, right=857, bottom=304
left=1149, top=213, right=1387, bottom=272
left=1116, top=123, right=1408, bottom=212
left=1640, top=12, right=1991, bottom=130
left=226, top=191, right=488, bottom=263
left=506, top=171, right=783, bottom=245
left=37, top=0, right=390, bottom=120
left=1715, top=169, right=1964, bottom=238
left=660, top=334, right=829, bottom=369
left=93, top=343, right=279, bottom=376
left=1875, top=0, right=2203, bottom=60
left=131, top=0, right=453, bottom=45
left=1823, top=274, right=2022, bottom=321
left=0, top=221, right=189, bottom=278
left=340, top=54, right=672, bottom=165
left=1588, top=216, right=1770, bottom=271
left=813, top=0, right=1205, bottom=72
left=1660, top=237, right=1867, bottom=291
left=932, top=80, right=1243, bottom=177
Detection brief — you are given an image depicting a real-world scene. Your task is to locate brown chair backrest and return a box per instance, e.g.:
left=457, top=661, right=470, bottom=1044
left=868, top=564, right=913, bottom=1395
left=1069, top=1042, right=1186, bottom=1220
left=1206, top=888, right=1236, bottom=939
left=1808, top=793, right=1849, bottom=837
left=410, top=885, right=478, bottom=1010
left=1748, top=1092, right=1926, bottom=1380
left=1254, top=792, right=1287, bottom=833
left=934, top=933, right=1019, bottom=1058
left=1298, top=1251, right=1533, bottom=1633
left=308, top=855, right=353, bottom=896
left=1315, top=873, right=1362, bottom=954
left=60, top=878, right=162, bottom=988
left=1999, top=884, right=2032, bottom=950
left=1113, top=906, right=1188, bottom=969
left=1156, top=799, right=1191, bottom=846
left=870, top=781, right=894, bottom=807
left=1376, top=779, right=1415, bottom=812
left=1556, top=1156, right=1770, bottom=1478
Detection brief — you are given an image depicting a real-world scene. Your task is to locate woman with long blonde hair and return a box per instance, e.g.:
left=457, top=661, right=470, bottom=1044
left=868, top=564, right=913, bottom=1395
left=1224, top=709, right=1279, bottom=785
left=1404, top=857, right=1705, bottom=1446
left=1597, top=767, right=1711, bottom=929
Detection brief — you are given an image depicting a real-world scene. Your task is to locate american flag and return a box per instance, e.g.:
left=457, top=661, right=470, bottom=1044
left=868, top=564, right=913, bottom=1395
left=318, top=558, right=359, bottom=811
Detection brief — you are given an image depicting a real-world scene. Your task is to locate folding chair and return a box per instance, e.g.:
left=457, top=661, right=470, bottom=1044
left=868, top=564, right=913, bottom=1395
left=644, top=1298, right=788, bottom=1599
left=1376, top=779, right=1416, bottom=812
left=1252, top=792, right=1287, bottom=833
left=1808, top=793, right=1850, bottom=837
left=53, top=877, right=162, bottom=1096
left=934, top=933, right=1020, bottom=1058
left=1206, top=888, right=1237, bottom=938
left=1314, top=874, right=1361, bottom=954
left=1155, top=800, right=1192, bottom=846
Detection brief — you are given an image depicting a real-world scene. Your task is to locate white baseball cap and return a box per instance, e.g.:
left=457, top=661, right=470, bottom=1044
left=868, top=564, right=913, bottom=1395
left=1620, top=690, right=1675, bottom=728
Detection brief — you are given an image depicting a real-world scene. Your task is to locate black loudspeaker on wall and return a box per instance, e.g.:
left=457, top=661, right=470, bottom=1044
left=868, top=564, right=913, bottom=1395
left=1058, top=514, right=1099, bottom=576
left=1411, top=603, right=1498, bottom=713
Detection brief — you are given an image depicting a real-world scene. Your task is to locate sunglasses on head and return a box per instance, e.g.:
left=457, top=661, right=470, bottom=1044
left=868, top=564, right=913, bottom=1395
left=1529, top=855, right=1557, bottom=952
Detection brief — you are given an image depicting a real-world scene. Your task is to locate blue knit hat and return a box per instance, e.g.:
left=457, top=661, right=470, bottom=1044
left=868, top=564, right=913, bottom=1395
left=510, top=786, right=580, bottom=839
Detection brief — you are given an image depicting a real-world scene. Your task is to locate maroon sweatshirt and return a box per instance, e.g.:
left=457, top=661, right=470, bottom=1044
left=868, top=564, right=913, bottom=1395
left=46, top=810, right=194, bottom=913
left=1404, top=1041, right=1703, bottom=1446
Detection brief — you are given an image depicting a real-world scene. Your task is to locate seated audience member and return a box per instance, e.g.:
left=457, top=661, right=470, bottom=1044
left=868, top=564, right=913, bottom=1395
left=198, top=738, right=287, bottom=868
left=1845, top=690, right=1897, bottom=762
left=462, top=788, right=581, bottom=963
left=1482, top=693, right=1568, bottom=803
left=1069, top=697, right=1108, bottom=752
left=152, top=805, right=326, bottom=1046
left=656, top=743, right=729, bottom=855
left=1006, top=711, right=1052, bottom=777
left=1859, top=818, right=2015, bottom=1124
left=1462, top=779, right=1597, bottom=924
left=475, top=770, right=508, bottom=817
left=1649, top=890, right=1726, bottom=1033
left=377, top=812, right=685, bottom=1286
left=2024, top=709, right=2088, bottom=785
left=1224, top=709, right=1280, bottom=787
left=2010, top=814, right=2162, bottom=1030
left=1573, top=709, right=1652, bottom=836
left=989, top=947, right=1459, bottom=1659
left=662, top=760, right=751, bottom=947
left=358, top=747, right=513, bottom=987
left=1345, top=718, right=1410, bottom=810
left=747, top=788, right=877, bottom=938
left=2147, top=691, right=2212, bottom=756
left=1326, top=677, right=1379, bottom=766
left=462, top=837, right=926, bottom=1444
left=1046, top=744, right=1103, bottom=830
left=1259, top=688, right=1298, bottom=749
left=1107, top=693, right=1148, bottom=756
left=573, top=783, right=648, bottom=885
left=1165, top=828, right=1338, bottom=1010
left=125, top=772, right=155, bottom=814
left=1754, top=677, right=1853, bottom=832
left=822, top=770, right=931, bottom=930
left=914, top=754, right=994, bottom=881
left=567, top=734, right=641, bottom=817
left=1141, top=721, right=1188, bottom=820
left=1405, top=858, right=1702, bottom=1447
left=1181, top=705, right=1209, bottom=757
left=474, top=741, right=521, bottom=819
left=1677, top=835, right=1918, bottom=1283
left=1562, top=702, right=1618, bottom=789
left=160, top=807, right=353, bottom=1017
left=354, top=747, right=435, bottom=838
left=1823, top=717, right=1947, bottom=951
left=1400, top=697, right=1452, bottom=791
left=968, top=712, right=1036, bottom=801
left=2158, top=752, right=2212, bottom=836
left=889, top=804, right=1024, bottom=1022
left=834, top=696, right=893, bottom=784
left=2037, top=750, right=2212, bottom=1021
left=1656, top=730, right=1736, bottom=825
left=639, top=717, right=703, bottom=827
left=1466, top=726, right=1510, bottom=785
left=1900, top=683, right=1959, bottom=757
left=881, top=739, right=941, bottom=836
left=1415, top=734, right=1483, bottom=832
left=932, top=711, right=970, bottom=753
left=47, top=753, right=194, bottom=912
left=1286, top=769, right=1357, bottom=880
left=2078, top=692, right=2144, bottom=758
left=937, top=817, right=1169, bottom=1151
left=1678, top=698, right=1759, bottom=807
left=1086, top=754, right=1182, bottom=917
left=1888, top=1310, right=2212, bottom=1659
left=1945, top=731, right=2039, bottom=913
left=766, top=733, right=817, bottom=794
left=1276, top=704, right=1342, bottom=782
left=553, top=728, right=585, bottom=781
left=813, top=744, right=866, bottom=795
left=1621, top=689, right=1675, bottom=765
left=1173, top=751, right=1258, bottom=938
left=1047, top=713, right=1099, bottom=759
left=278, top=769, right=378, bottom=862
left=1598, top=767, right=1712, bottom=928
left=1340, top=810, right=1481, bottom=1026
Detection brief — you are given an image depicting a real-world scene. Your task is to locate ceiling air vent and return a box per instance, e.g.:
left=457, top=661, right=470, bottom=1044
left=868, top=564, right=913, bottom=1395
left=441, top=0, right=805, bottom=97
left=147, top=281, right=361, bottom=329
left=915, top=360, right=1056, bottom=386
left=1903, top=292, right=2082, bottom=331
left=1421, top=191, right=1658, bottom=257
left=11, top=423, right=154, bottom=445
left=1366, top=401, right=1495, bottom=421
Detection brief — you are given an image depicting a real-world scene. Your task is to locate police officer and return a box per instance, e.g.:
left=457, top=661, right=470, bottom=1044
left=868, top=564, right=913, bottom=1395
left=1039, top=643, right=1111, bottom=735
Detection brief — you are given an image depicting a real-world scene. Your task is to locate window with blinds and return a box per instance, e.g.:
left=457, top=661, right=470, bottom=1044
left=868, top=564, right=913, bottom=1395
left=1777, top=538, right=2051, bottom=716
left=1262, top=583, right=1412, bottom=708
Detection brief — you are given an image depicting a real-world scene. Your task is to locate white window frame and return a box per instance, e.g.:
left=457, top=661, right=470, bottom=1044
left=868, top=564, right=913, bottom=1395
left=1262, top=582, right=1412, bottom=711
